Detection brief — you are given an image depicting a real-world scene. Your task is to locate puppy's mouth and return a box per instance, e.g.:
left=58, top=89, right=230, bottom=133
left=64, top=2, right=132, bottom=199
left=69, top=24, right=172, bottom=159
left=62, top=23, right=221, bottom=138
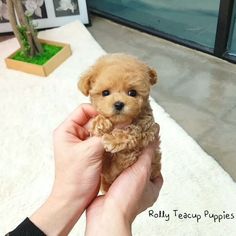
left=109, top=110, right=133, bottom=126
left=97, top=102, right=135, bottom=125
left=111, top=110, right=126, bottom=119
left=114, top=109, right=124, bottom=115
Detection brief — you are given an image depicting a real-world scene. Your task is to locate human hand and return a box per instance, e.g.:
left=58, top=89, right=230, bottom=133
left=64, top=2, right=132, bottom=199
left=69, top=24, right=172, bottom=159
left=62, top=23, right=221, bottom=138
left=52, top=103, right=104, bottom=205
left=86, top=141, right=163, bottom=236
left=30, top=104, right=105, bottom=236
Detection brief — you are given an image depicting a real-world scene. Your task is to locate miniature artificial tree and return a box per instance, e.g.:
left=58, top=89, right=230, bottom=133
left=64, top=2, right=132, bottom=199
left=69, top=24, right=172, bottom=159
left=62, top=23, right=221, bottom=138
left=5, top=0, right=72, bottom=76
left=6, top=0, right=43, bottom=57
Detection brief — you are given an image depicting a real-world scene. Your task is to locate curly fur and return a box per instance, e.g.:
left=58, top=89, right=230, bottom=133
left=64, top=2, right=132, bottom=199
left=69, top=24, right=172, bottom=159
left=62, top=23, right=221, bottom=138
left=78, top=53, right=161, bottom=192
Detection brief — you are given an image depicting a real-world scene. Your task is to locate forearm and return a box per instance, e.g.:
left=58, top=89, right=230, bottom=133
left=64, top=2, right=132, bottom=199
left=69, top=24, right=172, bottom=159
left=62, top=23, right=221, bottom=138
left=30, top=192, right=85, bottom=236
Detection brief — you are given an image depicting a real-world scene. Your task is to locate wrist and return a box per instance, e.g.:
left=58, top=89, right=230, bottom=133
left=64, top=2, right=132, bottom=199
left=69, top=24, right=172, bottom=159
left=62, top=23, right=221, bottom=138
left=104, top=207, right=132, bottom=236
left=86, top=199, right=132, bottom=236
left=106, top=198, right=134, bottom=225
left=30, top=191, right=85, bottom=236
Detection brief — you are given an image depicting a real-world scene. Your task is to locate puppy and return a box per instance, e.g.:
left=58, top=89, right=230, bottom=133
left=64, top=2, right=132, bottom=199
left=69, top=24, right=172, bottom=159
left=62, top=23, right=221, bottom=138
left=78, top=53, right=161, bottom=192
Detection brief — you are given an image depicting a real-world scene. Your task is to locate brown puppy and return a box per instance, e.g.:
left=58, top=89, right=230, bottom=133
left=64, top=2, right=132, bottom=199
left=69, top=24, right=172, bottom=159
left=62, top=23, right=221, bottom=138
left=78, top=53, right=161, bottom=192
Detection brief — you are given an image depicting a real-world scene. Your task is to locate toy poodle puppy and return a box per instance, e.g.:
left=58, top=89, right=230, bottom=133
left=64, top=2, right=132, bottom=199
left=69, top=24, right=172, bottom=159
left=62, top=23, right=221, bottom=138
left=78, top=53, right=161, bottom=192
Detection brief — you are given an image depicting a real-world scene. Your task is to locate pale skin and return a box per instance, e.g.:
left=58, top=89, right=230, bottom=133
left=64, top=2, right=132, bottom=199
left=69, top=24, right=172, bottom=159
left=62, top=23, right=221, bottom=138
left=30, top=104, right=163, bottom=236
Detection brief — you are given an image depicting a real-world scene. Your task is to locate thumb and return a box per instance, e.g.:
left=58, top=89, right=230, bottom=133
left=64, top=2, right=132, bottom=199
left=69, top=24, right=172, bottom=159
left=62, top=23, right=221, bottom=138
left=78, top=136, right=104, bottom=160
left=132, top=144, right=155, bottom=174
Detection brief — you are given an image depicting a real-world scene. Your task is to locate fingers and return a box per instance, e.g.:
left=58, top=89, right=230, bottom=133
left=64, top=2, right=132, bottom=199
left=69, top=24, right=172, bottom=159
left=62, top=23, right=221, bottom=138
left=55, top=104, right=98, bottom=140
left=128, top=139, right=161, bottom=195
left=82, top=136, right=104, bottom=158
left=149, top=174, right=163, bottom=203
left=151, top=174, right=163, bottom=192
left=65, top=104, right=98, bottom=127
left=132, top=143, right=156, bottom=176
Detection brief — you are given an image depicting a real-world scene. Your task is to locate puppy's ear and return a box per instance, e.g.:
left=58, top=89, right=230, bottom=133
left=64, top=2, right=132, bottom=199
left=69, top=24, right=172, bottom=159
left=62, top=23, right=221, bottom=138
left=148, top=68, right=158, bottom=85
left=78, top=68, right=94, bottom=96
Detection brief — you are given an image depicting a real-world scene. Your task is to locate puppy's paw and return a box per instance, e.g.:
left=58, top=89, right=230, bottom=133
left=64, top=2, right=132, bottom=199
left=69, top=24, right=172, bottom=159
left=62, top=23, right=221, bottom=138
left=102, top=133, right=127, bottom=153
left=90, top=115, right=113, bottom=136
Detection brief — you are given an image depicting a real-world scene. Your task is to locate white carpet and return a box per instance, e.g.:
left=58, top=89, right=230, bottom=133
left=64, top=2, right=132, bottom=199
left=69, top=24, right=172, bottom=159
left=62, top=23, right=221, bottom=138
left=0, top=21, right=236, bottom=236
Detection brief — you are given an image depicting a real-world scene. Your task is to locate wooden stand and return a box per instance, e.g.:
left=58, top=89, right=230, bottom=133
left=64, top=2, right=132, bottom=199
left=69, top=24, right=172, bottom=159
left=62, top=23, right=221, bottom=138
left=5, top=39, right=72, bottom=77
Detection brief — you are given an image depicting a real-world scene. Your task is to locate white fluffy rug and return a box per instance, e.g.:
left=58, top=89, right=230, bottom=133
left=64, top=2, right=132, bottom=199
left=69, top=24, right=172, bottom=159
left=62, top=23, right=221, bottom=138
left=0, top=21, right=236, bottom=236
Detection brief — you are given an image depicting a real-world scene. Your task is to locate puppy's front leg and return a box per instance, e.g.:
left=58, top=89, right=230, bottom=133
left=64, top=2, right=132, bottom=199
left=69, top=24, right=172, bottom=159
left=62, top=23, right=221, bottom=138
left=102, top=125, right=141, bottom=153
left=90, top=114, right=113, bottom=136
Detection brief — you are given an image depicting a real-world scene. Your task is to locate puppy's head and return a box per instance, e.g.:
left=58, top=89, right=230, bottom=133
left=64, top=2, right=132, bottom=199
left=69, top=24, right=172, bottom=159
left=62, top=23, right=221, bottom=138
left=78, top=54, right=157, bottom=125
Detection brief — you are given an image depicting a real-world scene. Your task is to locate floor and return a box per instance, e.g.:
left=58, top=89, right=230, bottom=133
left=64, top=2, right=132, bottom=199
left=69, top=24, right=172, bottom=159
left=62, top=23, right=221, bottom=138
left=89, top=0, right=219, bottom=48
left=87, top=16, right=236, bottom=181
left=1, top=16, right=235, bottom=181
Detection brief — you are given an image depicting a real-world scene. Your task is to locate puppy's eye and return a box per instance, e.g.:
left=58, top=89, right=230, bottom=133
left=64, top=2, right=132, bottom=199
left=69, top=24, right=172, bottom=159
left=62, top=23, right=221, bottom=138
left=128, top=90, right=137, bottom=97
left=102, top=90, right=110, bottom=96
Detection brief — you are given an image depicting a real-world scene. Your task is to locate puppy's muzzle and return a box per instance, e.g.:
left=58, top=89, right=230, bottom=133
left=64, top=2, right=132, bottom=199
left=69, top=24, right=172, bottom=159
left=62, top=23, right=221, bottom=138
left=114, top=101, right=125, bottom=111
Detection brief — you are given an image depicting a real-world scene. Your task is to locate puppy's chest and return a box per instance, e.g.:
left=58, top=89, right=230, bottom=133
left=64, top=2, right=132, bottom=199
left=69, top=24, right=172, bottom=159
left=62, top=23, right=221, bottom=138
left=104, top=118, right=156, bottom=154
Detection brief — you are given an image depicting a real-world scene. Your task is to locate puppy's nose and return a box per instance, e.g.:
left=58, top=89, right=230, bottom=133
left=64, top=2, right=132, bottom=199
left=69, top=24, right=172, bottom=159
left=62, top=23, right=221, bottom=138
left=114, top=101, right=125, bottom=111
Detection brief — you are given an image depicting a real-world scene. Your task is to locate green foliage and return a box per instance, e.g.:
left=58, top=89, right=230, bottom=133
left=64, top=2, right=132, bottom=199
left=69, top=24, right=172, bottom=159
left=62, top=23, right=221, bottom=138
left=17, top=14, right=40, bottom=57
left=17, top=25, right=31, bottom=57
left=26, top=13, right=38, bottom=35
left=11, top=44, right=62, bottom=65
